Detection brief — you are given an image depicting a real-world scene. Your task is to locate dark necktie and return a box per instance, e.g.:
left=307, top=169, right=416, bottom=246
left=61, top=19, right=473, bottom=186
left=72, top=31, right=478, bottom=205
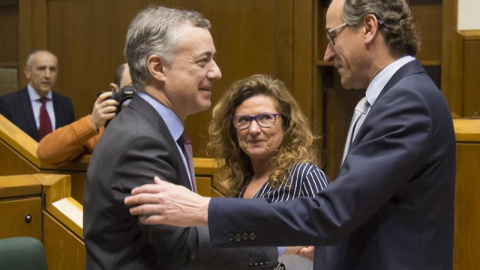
left=342, top=97, right=369, bottom=164
left=178, top=130, right=196, bottom=192
left=38, top=97, right=53, bottom=139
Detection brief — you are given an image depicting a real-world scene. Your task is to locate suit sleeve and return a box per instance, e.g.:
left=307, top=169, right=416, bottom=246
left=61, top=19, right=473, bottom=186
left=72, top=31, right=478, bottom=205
left=37, top=115, right=100, bottom=166
left=115, top=132, right=278, bottom=269
left=208, top=84, right=435, bottom=247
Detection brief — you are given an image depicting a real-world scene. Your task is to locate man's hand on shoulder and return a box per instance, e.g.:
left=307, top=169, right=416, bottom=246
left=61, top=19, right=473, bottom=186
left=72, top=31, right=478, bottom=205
left=125, top=176, right=211, bottom=227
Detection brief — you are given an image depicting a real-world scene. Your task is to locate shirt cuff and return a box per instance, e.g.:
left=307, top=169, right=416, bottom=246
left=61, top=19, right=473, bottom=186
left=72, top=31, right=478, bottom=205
left=277, top=246, right=286, bottom=258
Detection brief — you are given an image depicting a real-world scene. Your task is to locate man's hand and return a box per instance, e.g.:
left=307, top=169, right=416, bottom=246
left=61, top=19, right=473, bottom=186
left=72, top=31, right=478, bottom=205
left=90, top=91, right=118, bottom=131
left=296, top=246, right=315, bottom=261
left=124, top=176, right=211, bottom=227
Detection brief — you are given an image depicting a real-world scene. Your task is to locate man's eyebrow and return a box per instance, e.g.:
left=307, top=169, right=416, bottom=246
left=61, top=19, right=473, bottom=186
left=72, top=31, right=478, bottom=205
left=199, top=52, right=214, bottom=57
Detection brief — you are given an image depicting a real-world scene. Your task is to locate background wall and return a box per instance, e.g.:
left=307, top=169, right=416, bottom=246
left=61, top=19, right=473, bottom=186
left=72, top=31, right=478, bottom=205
left=458, top=0, right=480, bottom=30
left=0, top=0, right=314, bottom=159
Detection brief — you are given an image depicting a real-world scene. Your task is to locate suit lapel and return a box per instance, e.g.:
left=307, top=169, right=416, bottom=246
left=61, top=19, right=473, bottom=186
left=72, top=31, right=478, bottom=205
left=349, top=60, right=426, bottom=151
left=376, top=60, right=425, bottom=102
left=128, top=95, right=193, bottom=190
left=19, top=88, right=39, bottom=139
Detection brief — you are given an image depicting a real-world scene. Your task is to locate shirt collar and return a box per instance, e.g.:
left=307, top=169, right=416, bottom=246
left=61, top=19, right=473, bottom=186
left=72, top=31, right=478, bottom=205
left=365, top=55, right=415, bottom=106
left=136, top=91, right=184, bottom=141
left=27, top=84, right=52, bottom=101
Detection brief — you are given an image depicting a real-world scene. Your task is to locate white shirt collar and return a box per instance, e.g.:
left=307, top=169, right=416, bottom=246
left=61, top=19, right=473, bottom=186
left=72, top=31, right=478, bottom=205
left=365, top=55, right=415, bottom=106
left=27, top=84, right=52, bottom=101
left=136, top=91, right=184, bottom=141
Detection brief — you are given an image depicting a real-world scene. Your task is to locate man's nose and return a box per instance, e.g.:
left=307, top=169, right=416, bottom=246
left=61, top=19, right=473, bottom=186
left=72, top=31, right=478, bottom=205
left=208, top=60, right=222, bottom=80
left=324, top=43, right=335, bottom=62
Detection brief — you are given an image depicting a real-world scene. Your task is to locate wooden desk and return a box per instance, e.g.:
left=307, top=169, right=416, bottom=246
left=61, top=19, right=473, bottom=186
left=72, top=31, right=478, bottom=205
left=0, top=174, right=85, bottom=270
left=453, top=119, right=480, bottom=270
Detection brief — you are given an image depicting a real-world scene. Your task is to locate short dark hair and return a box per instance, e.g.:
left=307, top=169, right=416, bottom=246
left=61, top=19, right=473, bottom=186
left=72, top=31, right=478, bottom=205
left=113, top=64, right=126, bottom=87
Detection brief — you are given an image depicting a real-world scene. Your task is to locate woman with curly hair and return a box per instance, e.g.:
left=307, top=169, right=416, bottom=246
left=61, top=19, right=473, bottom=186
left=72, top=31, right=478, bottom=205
left=208, top=74, right=330, bottom=269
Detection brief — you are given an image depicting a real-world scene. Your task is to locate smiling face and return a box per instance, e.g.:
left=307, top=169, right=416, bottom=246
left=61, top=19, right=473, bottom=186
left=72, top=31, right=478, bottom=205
left=323, top=0, right=370, bottom=89
left=234, top=94, right=284, bottom=165
left=161, top=22, right=222, bottom=120
left=24, top=51, right=58, bottom=97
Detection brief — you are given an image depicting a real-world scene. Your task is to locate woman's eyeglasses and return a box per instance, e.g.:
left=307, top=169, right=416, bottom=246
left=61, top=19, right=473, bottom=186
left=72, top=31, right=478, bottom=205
left=231, top=113, right=283, bottom=130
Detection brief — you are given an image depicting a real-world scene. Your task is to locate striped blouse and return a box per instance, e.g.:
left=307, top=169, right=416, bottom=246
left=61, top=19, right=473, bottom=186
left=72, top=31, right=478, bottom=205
left=239, top=162, right=330, bottom=202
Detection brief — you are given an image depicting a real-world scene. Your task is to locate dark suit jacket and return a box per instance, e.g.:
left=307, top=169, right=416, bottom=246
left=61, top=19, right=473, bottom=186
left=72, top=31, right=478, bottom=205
left=208, top=60, right=456, bottom=269
left=0, top=87, right=75, bottom=142
left=83, top=94, right=277, bottom=270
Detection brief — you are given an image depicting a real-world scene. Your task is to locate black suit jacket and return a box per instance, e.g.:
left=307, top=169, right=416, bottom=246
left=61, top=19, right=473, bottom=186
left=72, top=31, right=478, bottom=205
left=83, top=94, right=277, bottom=270
left=208, top=60, right=456, bottom=269
left=0, top=87, right=75, bottom=141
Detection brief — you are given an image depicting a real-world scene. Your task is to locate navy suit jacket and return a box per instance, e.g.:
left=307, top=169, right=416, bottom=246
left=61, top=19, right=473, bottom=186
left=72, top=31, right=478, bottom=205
left=83, top=94, right=277, bottom=270
left=208, top=60, right=456, bottom=269
left=0, top=87, right=75, bottom=141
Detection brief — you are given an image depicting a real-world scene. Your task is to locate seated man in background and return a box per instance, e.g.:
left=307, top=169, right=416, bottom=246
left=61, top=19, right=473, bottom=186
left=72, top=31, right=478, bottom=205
left=0, top=50, right=75, bottom=142
left=37, top=63, right=131, bottom=166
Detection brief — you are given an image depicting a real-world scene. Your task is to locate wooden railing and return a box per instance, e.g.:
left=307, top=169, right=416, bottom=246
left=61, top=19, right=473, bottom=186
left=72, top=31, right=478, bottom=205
left=0, top=114, right=223, bottom=270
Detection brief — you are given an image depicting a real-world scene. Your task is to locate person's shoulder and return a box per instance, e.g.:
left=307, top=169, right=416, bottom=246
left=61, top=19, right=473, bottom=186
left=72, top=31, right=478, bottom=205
left=292, top=162, right=320, bottom=170
left=0, top=88, right=27, bottom=100
left=51, top=91, right=72, bottom=101
left=291, top=162, right=329, bottom=180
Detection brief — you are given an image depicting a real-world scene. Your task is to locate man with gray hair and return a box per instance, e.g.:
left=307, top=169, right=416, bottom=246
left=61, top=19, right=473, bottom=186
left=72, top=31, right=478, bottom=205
left=124, top=0, right=456, bottom=269
left=0, top=50, right=74, bottom=141
left=83, top=6, right=279, bottom=270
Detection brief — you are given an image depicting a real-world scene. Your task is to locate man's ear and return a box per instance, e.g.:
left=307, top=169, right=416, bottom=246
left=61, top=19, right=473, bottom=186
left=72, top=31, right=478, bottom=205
left=24, top=66, right=31, bottom=80
left=109, top=83, right=119, bottom=92
left=147, top=55, right=166, bottom=82
left=363, top=14, right=380, bottom=44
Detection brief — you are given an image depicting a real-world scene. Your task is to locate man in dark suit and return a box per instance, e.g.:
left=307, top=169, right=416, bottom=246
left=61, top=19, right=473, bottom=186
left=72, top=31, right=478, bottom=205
left=124, top=0, right=456, bottom=269
left=0, top=50, right=75, bottom=142
left=83, top=6, right=278, bottom=270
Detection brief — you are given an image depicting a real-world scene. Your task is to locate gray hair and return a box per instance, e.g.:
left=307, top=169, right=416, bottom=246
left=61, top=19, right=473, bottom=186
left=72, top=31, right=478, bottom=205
left=342, top=0, right=421, bottom=56
left=25, top=50, right=57, bottom=69
left=124, top=5, right=211, bottom=91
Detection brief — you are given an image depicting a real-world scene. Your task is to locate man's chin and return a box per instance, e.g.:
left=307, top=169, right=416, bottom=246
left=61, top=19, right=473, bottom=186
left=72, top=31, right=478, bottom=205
left=35, top=87, right=52, bottom=96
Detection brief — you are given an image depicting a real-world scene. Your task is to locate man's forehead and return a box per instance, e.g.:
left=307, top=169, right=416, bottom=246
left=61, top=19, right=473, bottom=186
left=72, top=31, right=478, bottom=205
left=32, top=53, right=57, bottom=66
left=326, top=0, right=344, bottom=26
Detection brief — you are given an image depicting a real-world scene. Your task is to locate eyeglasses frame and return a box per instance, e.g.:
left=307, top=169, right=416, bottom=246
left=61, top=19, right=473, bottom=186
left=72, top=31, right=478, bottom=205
left=326, top=14, right=385, bottom=47
left=231, top=113, right=283, bottom=130
left=326, top=22, right=348, bottom=46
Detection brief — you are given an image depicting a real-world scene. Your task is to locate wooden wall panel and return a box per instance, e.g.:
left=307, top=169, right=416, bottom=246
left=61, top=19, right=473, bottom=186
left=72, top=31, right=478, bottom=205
left=0, top=2, right=18, bottom=67
left=462, top=35, right=480, bottom=117
left=38, top=0, right=295, bottom=157
left=442, top=0, right=461, bottom=115
left=411, top=5, right=442, bottom=63
left=454, top=143, right=480, bottom=270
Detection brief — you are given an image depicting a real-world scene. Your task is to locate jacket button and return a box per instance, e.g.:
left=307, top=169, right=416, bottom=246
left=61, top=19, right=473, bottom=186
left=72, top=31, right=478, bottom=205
left=228, top=233, right=234, bottom=242
left=235, top=233, right=242, bottom=242
left=249, top=232, right=256, bottom=241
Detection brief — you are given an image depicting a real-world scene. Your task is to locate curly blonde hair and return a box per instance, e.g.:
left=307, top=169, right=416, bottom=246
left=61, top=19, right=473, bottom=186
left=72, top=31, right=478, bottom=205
left=207, top=74, right=320, bottom=197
